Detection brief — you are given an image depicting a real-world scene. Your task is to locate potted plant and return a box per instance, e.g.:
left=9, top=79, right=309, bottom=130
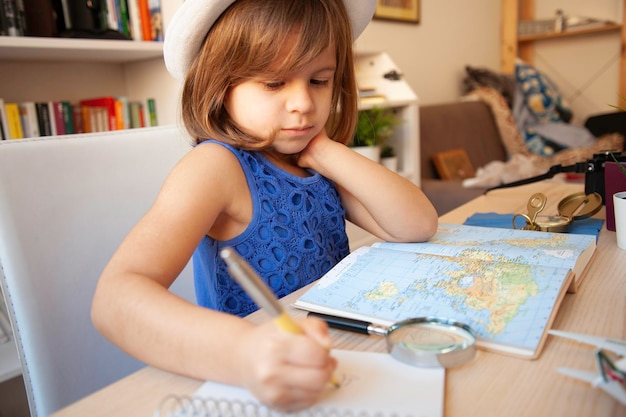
left=350, top=107, right=402, bottom=162
left=380, top=144, right=399, bottom=172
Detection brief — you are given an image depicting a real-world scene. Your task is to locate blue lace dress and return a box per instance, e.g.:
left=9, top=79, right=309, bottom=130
left=192, top=141, right=350, bottom=317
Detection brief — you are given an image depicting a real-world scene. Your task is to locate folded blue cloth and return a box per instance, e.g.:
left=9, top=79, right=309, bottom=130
left=464, top=212, right=604, bottom=241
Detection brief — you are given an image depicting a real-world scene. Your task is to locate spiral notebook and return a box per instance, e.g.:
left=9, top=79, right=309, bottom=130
left=154, top=350, right=445, bottom=417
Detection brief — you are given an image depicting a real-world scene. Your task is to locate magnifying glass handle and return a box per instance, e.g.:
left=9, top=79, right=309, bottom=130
left=308, top=312, right=376, bottom=335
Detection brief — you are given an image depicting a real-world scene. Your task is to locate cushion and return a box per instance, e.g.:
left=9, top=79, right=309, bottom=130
left=514, top=60, right=574, bottom=156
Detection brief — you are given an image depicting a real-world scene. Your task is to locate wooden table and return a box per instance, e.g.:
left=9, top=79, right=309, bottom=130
left=51, top=181, right=626, bottom=417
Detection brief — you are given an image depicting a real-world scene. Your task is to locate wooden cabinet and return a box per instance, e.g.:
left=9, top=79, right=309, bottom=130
left=500, top=0, right=626, bottom=102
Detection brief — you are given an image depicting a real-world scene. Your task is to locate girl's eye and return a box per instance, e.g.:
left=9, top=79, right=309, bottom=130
left=311, top=79, right=330, bottom=87
left=264, top=81, right=284, bottom=90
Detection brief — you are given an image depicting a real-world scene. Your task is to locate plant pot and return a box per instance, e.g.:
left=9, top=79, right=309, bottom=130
left=352, top=145, right=381, bottom=163
left=381, top=156, right=398, bottom=172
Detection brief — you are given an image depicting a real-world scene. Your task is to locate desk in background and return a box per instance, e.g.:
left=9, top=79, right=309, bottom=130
left=50, top=181, right=626, bottom=417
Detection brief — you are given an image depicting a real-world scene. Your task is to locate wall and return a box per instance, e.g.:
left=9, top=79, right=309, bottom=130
left=356, top=0, right=623, bottom=123
left=532, top=0, right=623, bottom=123
left=356, top=0, right=502, bottom=107
left=148, top=0, right=622, bottom=125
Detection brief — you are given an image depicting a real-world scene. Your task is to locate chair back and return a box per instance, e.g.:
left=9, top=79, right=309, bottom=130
left=0, top=126, right=195, bottom=416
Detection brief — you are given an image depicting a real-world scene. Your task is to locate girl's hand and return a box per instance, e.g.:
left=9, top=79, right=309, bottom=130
left=296, top=129, right=335, bottom=171
left=236, top=317, right=337, bottom=412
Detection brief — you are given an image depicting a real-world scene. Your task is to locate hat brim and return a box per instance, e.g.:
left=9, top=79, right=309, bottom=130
left=163, top=0, right=376, bottom=80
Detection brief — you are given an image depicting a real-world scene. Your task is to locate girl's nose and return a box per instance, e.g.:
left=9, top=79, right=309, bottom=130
left=285, top=83, right=315, bottom=114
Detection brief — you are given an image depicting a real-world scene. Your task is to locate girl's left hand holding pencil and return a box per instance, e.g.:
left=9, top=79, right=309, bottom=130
left=235, top=316, right=337, bottom=412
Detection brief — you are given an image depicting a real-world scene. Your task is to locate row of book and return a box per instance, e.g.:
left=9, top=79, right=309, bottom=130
left=0, top=0, right=162, bottom=41
left=0, top=96, right=158, bottom=140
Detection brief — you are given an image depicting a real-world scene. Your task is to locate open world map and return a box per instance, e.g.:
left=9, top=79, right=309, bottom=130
left=297, top=224, right=595, bottom=355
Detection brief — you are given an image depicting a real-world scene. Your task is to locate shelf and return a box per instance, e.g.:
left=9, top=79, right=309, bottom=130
left=518, top=23, right=621, bottom=43
left=0, top=340, right=21, bottom=383
left=0, top=36, right=163, bottom=63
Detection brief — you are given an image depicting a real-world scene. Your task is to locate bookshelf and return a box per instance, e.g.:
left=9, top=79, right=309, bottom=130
left=500, top=0, right=626, bottom=101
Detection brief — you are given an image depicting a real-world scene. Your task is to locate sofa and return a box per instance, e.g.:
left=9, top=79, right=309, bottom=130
left=418, top=87, right=625, bottom=215
left=420, top=100, right=506, bottom=215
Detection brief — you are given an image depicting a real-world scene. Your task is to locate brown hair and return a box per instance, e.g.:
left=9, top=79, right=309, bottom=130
left=180, top=0, right=358, bottom=149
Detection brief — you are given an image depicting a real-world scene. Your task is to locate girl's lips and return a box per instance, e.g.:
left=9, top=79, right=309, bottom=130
left=282, top=126, right=314, bottom=136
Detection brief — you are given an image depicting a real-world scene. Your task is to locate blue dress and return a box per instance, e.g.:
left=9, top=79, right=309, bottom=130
left=192, top=141, right=350, bottom=317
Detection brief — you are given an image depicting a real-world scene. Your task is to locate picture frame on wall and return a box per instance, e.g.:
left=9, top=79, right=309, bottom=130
left=374, top=0, right=420, bottom=24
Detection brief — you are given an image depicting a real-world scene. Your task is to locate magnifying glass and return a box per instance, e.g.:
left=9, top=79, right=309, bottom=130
left=309, top=313, right=476, bottom=368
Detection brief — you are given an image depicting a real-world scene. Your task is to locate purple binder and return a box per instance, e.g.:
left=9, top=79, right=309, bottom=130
left=604, top=162, right=626, bottom=231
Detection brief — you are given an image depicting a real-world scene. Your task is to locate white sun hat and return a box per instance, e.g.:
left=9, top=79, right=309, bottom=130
left=163, top=0, right=377, bottom=80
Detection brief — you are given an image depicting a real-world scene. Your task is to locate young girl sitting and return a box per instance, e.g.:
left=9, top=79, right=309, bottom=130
left=91, top=0, right=437, bottom=412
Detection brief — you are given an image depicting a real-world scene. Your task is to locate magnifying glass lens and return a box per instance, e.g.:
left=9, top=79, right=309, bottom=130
left=387, top=318, right=476, bottom=368
left=392, top=323, right=470, bottom=352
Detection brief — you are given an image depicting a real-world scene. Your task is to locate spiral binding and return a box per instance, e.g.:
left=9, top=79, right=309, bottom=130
left=154, top=394, right=409, bottom=417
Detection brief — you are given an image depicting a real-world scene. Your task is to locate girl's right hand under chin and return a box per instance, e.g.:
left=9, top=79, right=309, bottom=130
left=236, top=317, right=337, bottom=412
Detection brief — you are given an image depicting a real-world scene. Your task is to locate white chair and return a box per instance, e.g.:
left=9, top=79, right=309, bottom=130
left=0, top=125, right=196, bottom=416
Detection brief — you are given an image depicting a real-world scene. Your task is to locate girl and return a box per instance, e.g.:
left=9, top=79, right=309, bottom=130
left=92, top=0, right=438, bottom=412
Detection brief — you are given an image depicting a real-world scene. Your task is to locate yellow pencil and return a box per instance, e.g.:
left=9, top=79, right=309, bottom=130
left=220, top=247, right=340, bottom=388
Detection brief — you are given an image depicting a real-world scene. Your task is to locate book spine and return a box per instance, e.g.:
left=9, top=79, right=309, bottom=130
left=35, top=102, right=52, bottom=136
left=47, top=101, right=58, bottom=135
left=52, top=101, right=66, bottom=135
left=114, top=99, right=125, bottom=129
left=146, top=98, right=157, bottom=126
left=1, top=0, right=20, bottom=36
left=129, top=101, right=141, bottom=128
left=13, top=0, right=26, bottom=35
left=5, top=102, right=24, bottom=139
left=102, top=0, right=117, bottom=29
left=0, top=99, right=9, bottom=139
left=18, top=101, right=39, bottom=138
left=125, top=0, right=140, bottom=40
left=60, top=101, right=73, bottom=134
left=71, top=103, right=84, bottom=133
left=136, top=0, right=150, bottom=40
left=147, top=0, right=161, bottom=40
left=115, top=0, right=130, bottom=37
left=116, top=96, right=130, bottom=129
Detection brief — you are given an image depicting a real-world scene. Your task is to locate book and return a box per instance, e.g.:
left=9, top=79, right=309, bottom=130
left=47, top=101, right=58, bottom=135
left=155, top=350, right=444, bottom=417
left=60, top=101, right=74, bottom=134
left=71, top=103, right=84, bottom=134
left=148, top=0, right=161, bottom=41
left=146, top=97, right=157, bottom=126
left=35, top=102, right=52, bottom=136
left=51, top=101, right=66, bottom=135
left=18, top=101, right=39, bottom=138
left=4, top=102, right=23, bottom=139
left=136, top=0, right=150, bottom=40
left=129, top=101, right=143, bottom=127
left=79, top=96, right=117, bottom=131
left=0, top=99, right=9, bottom=140
left=294, top=224, right=597, bottom=359
left=125, top=0, right=140, bottom=40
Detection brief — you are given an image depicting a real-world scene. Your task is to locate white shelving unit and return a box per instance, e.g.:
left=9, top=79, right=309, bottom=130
left=354, top=51, right=420, bottom=185
left=348, top=51, right=421, bottom=250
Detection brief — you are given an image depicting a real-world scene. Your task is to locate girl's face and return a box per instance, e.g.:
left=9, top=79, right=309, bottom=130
left=225, top=45, right=336, bottom=155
